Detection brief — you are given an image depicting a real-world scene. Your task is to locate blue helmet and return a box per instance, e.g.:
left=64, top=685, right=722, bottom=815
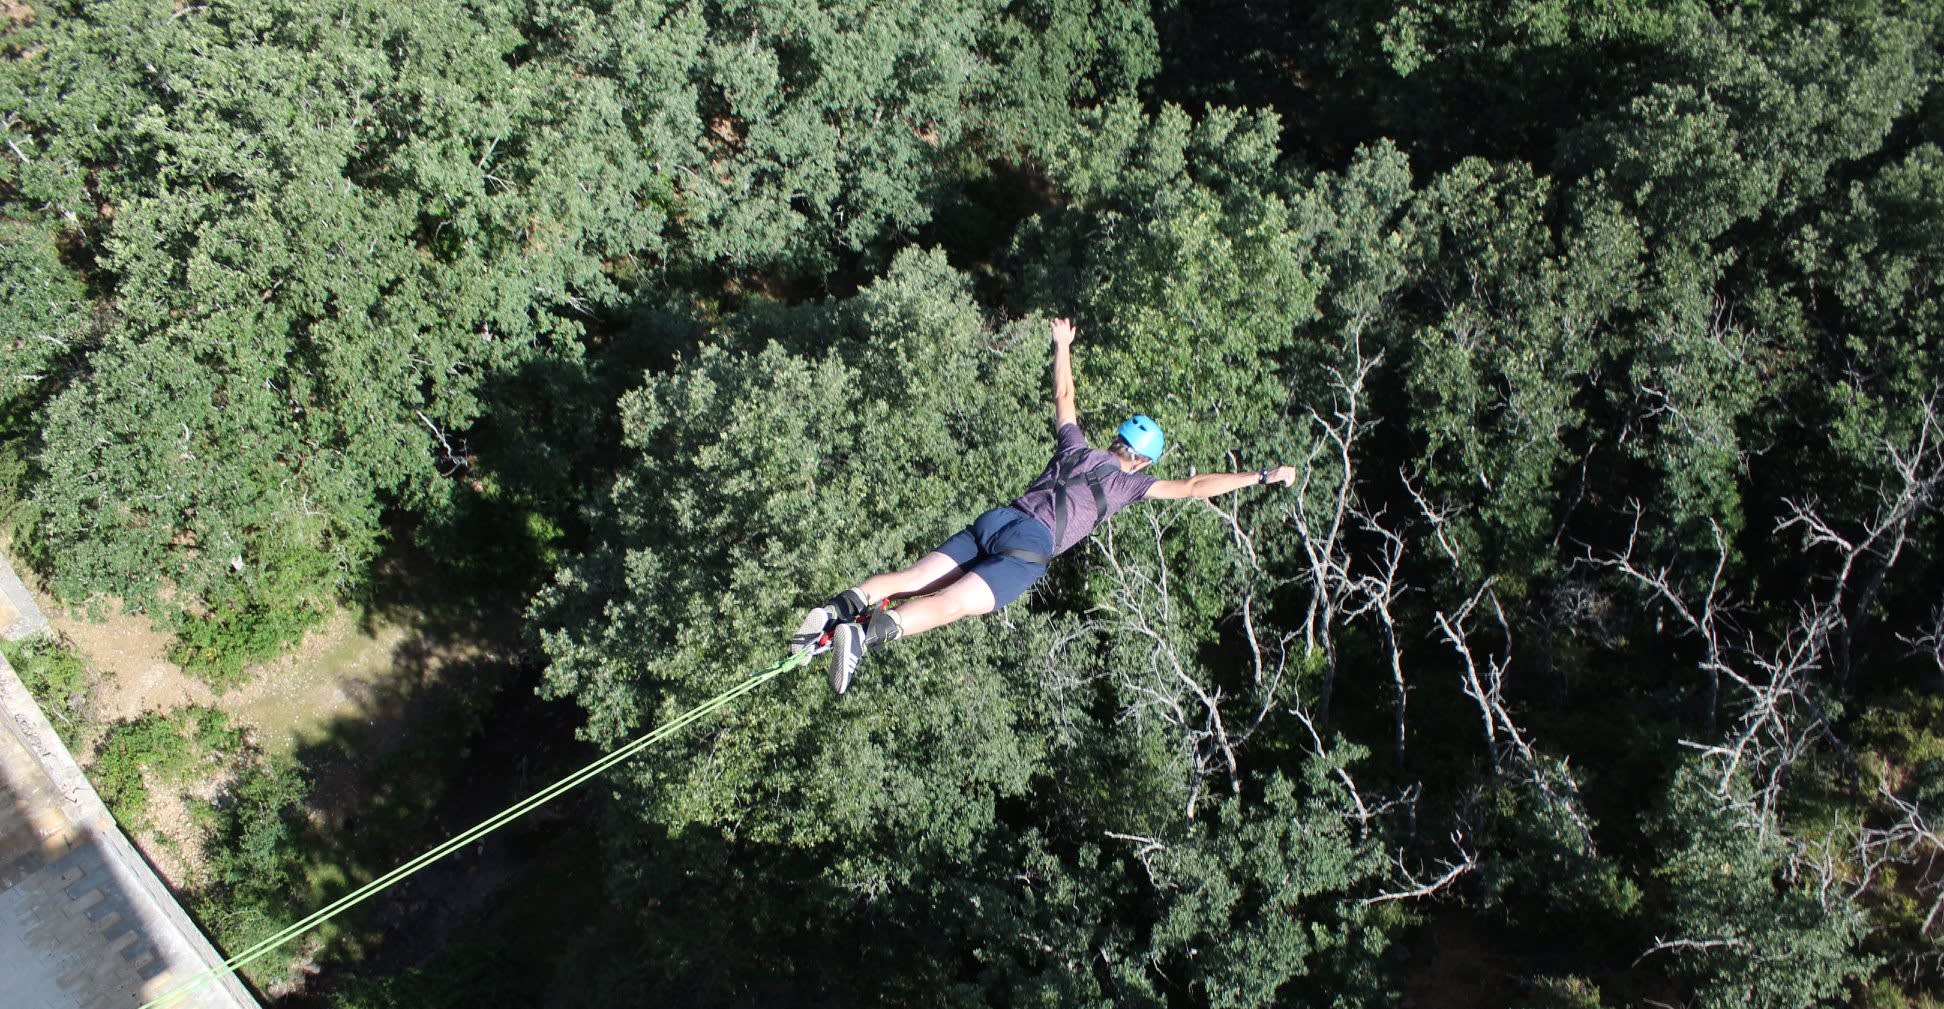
left=1116, top=414, right=1165, bottom=461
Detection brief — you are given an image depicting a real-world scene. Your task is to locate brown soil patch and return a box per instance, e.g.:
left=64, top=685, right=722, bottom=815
left=40, top=595, right=426, bottom=756
left=45, top=604, right=215, bottom=728
left=36, top=598, right=395, bottom=885
left=3, top=1, right=32, bottom=26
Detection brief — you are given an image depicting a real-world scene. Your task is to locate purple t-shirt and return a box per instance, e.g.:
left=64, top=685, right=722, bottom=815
left=1009, top=423, right=1157, bottom=556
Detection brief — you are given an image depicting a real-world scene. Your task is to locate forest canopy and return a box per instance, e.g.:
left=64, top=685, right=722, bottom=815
left=4, top=0, right=1943, bottom=1006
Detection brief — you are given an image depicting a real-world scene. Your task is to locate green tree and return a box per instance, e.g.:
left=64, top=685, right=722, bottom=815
left=1394, top=160, right=1641, bottom=587
left=535, top=247, right=1050, bottom=834
left=1646, top=763, right=1876, bottom=1009
left=1145, top=755, right=1392, bottom=1009
left=194, top=754, right=313, bottom=975
left=9, top=0, right=619, bottom=658
left=1569, top=7, right=1931, bottom=251
left=1795, top=142, right=1944, bottom=483
left=0, top=221, right=92, bottom=520
left=3, top=0, right=1163, bottom=674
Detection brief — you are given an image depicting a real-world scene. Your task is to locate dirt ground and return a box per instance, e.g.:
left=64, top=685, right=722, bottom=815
left=48, top=605, right=216, bottom=730
left=34, top=587, right=459, bottom=891
left=46, top=603, right=431, bottom=755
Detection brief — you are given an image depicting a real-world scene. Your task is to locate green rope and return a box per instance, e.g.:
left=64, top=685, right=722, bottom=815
left=139, top=648, right=814, bottom=1009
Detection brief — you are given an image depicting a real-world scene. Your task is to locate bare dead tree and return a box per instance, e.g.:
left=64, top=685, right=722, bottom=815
left=1777, top=393, right=1944, bottom=683
left=1203, top=479, right=1299, bottom=749
left=416, top=410, right=470, bottom=475
left=1068, top=499, right=1388, bottom=826
left=1359, top=827, right=1480, bottom=908
left=1408, top=471, right=1531, bottom=771
left=1283, top=669, right=1376, bottom=825
left=1409, top=471, right=1596, bottom=847
left=1634, top=936, right=1749, bottom=967
left=1586, top=507, right=1734, bottom=734
left=1087, top=509, right=1249, bottom=819
left=1281, top=330, right=1382, bottom=734
left=1588, top=512, right=1841, bottom=830
left=1345, top=504, right=1409, bottom=768
left=1102, top=830, right=1170, bottom=888
left=1861, top=780, right=1944, bottom=936
left=1768, top=772, right=1944, bottom=985
left=1063, top=326, right=1402, bottom=821
left=1902, top=602, right=1944, bottom=688
left=1679, top=604, right=1843, bottom=828
left=1434, top=580, right=1515, bottom=769
left=1402, top=466, right=1465, bottom=578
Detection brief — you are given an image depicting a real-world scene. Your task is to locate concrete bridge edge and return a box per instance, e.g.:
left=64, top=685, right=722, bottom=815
left=0, top=555, right=261, bottom=1009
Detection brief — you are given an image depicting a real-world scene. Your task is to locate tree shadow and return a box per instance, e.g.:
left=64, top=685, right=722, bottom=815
left=256, top=641, right=595, bottom=1005
left=1148, top=0, right=1687, bottom=178
left=221, top=303, right=745, bottom=1001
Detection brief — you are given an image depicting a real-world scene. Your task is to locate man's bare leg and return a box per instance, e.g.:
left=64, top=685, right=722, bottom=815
left=794, top=551, right=965, bottom=653
left=888, top=571, right=997, bottom=637
left=853, top=551, right=965, bottom=604
left=825, top=567, right=996, bottom=693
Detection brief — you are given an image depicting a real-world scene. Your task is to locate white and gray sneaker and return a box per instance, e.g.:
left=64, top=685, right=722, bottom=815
left=789, top=605, right=835, bottom=652
left=829, top=621, right=868, bottom=694
left=789, top=589, right=869, bottom=654
left=828, top=608, right=903, bottom=695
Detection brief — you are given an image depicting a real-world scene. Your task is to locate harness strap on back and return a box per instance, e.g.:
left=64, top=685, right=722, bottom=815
left=1048, top=456, right=1119, bottom=554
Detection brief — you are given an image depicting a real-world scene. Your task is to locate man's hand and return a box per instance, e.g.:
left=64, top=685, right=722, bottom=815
left=1266, top=465, right=1296, bottom=487
left=1050, top=317, right=1078, bottom=427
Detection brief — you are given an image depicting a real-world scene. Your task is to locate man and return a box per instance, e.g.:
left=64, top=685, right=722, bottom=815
left=795, top=317, right=1297, bottom=693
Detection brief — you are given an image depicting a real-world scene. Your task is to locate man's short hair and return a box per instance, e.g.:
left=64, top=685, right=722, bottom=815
left=1109, top=436, right=1153, bottom=464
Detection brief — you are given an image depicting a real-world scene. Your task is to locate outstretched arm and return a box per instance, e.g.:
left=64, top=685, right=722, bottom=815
left=1050, top=317, right=1077, bottom=428
left=1145, top=465, right=1297, bottom=500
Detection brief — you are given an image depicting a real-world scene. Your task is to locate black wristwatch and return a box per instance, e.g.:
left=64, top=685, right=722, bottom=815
left=1257, top=468, right=1270, bottom=485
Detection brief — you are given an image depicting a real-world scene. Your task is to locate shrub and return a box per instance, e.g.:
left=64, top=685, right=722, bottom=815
left=195, top=754, right=313, bottom=987
left=2, top=634, right=90, bottom=742
left=169, top=592, right=325, bottom=691
left=90, top=708, right=240, bottom=830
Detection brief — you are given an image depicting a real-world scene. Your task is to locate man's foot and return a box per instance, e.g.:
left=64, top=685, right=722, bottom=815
left=789, top=589, right=869, bottom=653
left=828, top=607, right=903, bottom=695
left=830, top=621, right=867, bottom=694
left=829, top=588, right=868, bottom=622
left=789, top=606, right=834, bottom=652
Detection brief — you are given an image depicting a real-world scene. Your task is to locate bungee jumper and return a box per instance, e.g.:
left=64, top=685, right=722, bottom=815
left=137, top=319, right=1297, bottom=1009
left=793, top=317, right=1299, bottom=693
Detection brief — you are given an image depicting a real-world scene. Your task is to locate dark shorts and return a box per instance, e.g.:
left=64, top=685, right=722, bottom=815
left=933, top=507, right=1054, bottom=609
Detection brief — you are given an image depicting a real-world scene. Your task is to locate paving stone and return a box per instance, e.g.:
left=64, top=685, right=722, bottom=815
left=1, top=848, right=43, bottom=883
left=66, top=888, right=105, bottom=917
